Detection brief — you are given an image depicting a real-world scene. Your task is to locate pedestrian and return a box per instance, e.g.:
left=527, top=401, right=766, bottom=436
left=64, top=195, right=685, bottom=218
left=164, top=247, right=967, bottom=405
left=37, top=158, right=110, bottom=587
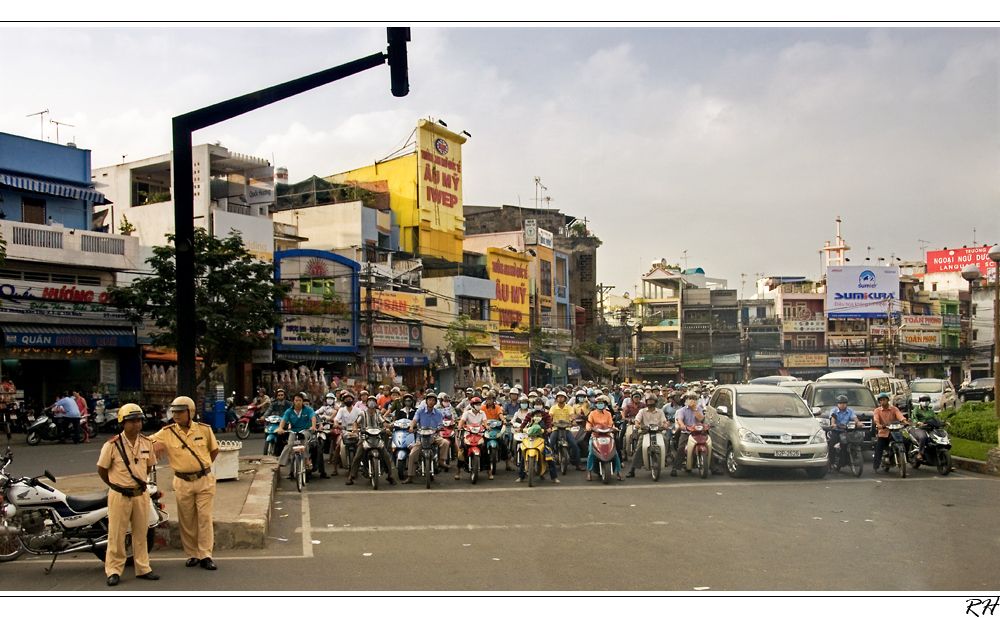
left=150, top=396, right=219, bottom=570
left=96, top=404, right=160, bottom=586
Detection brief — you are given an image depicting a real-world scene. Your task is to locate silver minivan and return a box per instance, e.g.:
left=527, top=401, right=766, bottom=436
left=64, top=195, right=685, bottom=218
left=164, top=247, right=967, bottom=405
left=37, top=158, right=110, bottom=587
left=705, top=385, right=828, bottom=479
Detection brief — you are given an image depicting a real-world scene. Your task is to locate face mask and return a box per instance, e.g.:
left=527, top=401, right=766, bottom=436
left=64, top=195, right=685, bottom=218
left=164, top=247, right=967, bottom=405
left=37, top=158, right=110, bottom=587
left=367, top=402, right=376, bottom=409
left=443, top=402, right=451, bottom=408
left=534, top=405, right=543, bottom=410
left=326, top=399, right=335, bottom=406
left=520, top=403, right=528, bottom=409
left=577, top=396, right=584, bottom=402
left=596, top=403, right=606, bottom=410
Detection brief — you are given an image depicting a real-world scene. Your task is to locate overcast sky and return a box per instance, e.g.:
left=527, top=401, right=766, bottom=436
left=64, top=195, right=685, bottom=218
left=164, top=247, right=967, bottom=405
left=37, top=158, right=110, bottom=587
left=2, top=26, right=996, bottom=297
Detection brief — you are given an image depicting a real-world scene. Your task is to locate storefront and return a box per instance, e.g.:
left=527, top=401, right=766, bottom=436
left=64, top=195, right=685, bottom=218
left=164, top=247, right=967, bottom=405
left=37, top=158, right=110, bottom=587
left=783, top=352, right=829, bottom=380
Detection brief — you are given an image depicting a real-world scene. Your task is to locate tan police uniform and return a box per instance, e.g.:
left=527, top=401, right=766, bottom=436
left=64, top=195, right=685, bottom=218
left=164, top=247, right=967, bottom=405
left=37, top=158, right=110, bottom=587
left=97, top=433, right=156, bottom=578
left=149, top=422, right=218, bottom=560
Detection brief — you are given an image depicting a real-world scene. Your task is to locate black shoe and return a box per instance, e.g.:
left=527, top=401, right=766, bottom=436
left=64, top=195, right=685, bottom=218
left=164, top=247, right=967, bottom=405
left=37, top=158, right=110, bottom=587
left=185, top=557, right=200, bottom=567
left=200, top=557, right=217, bottom=570
left=320, top=473, right=329, bottom=479
left=345, top=478, right=354, bottom=485
left=670, top=470, right=677, bottom=477
left=107, top=574, right=120, bottom=586
left=626, top=470, right=635, bottom=478
left=387, top=477, right=397, bottom=486
left=136, top=571, right=160, bottom=580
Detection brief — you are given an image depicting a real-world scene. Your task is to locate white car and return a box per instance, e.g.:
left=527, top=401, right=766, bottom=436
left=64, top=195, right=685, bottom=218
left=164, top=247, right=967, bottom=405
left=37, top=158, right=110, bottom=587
left=909, top=379, right=958, bottom=412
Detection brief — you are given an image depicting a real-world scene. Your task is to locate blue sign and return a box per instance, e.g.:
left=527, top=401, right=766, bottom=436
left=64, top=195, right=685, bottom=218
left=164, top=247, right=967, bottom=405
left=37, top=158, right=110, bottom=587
left=375, top=354, right=428, bottom=367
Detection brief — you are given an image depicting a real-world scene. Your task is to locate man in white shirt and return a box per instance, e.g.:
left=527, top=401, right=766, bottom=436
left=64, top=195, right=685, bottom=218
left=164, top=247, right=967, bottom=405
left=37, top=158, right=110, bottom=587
left=332, top=394, right=363, bottom=473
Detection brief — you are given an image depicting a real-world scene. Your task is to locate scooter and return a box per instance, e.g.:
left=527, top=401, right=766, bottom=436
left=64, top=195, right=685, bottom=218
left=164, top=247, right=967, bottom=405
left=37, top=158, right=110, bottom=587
left=683, top=423, right=713, bottom=479
left=484, top=419, right=504, bottom=476
left=827, top=421, right=865, bottom=478
left=440, top=417, right=458, bottom=464
left=234, top=403, right=265, bottom=440
left=459, top=423, right=486, bottom=484
left=570, top=414, right=590, bottom=458
left=879, top=421, right=908, bottom=478
left=263, top=415, right=283, bottom=457
left=635, top=424, right=667, bottom=481
left=391, top=419, right=415, bottom=481
left=552, top=420, right=574, bottom=476
left=416, top=427, right=440, bottom=489
left=519, top=427, right=548, bottom=487
left=907, top=417, right=952, bottom=476
left=589, top=423, right=618, bottom=485
left=340, top=430, right=361, bottom=474
left=359, top=426, right=388, bottom=490
left=0, top=447, right=167, bottom=573
left=614, top=416, right=629, bottom=462
left=25, top=414, right=67, bottom=446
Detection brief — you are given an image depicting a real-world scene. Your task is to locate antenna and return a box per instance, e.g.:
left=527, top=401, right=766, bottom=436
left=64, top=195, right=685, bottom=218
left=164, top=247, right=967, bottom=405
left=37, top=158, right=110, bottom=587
left=532, top=177, right=548, bottom=210
left=50, top=119, right=74, bottom=144
left=26, top=109, right=49, bottom=140
left=918, top=239, right=930, bottom=253
left=681, top=250, right=693, bottom=269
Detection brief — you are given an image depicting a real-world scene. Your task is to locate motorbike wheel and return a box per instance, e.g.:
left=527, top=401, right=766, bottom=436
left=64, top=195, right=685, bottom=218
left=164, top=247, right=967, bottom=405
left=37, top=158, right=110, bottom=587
left=371, top=453, right=380, bottom=491
left=235, top=421, right=250, bottom=440
left=560, top=447, right=569, bottom=476
left=937, top=451, right=952, bottom=476
left=850, top=446, right=863, bottom=478
left=294, top=455, right=304, bottom=493
left=698, top=451, right=709, bottom=479
left=397, top=458, right=407, bottom=482
left=470, top=454, right=479, bottom=485
left=425, top=455, right=433, bottom=489
left=726, top=446, right=747, bottom=479
left=0, top=530, right=25, bottom=562
left=601, top=461, right=610, bottom=485
left=26, top=431, right=41, bottom=446
left=650, top=446, right=661, bottom=482
left=265, top=441, right=275, bottom=457
left=896, top=447, right=907, bottom=478
left=527, top=454, right=536, bottom=487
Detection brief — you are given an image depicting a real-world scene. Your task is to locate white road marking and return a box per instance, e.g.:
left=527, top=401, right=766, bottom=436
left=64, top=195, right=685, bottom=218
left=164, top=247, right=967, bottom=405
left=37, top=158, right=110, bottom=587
left=308, top=521, right=628, bottom=534
left=300, top=489, right=313, bottom=558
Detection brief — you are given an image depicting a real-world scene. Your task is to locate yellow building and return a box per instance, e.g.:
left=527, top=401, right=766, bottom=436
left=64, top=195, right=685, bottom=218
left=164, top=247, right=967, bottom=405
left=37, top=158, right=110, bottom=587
left=325, top=119, right=467, bottom=263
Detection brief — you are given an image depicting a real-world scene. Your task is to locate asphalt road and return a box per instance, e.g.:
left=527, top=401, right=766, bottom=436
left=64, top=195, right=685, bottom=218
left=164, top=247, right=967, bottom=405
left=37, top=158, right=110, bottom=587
left=3, top=436, right=999, bottom=592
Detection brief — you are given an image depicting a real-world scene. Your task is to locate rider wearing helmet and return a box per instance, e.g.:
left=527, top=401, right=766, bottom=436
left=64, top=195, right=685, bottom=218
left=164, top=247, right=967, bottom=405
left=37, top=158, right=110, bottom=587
left=515, top=418, right=560, bottom=484
left=909, top=395, right=944, bottom=461
left=402, top=392, right=451, bottom=484
left=625, top=393, right=671, bottom=477
left=389, top=393, right=418, bottom=422
left=585, top=395, right=622, bottom=481
left=572, top=389, right=591, bottom=417
left=873, top=392, right=907, bottom=474
left=316, top=392, right=339, bottom=420
left=502, top=388, right=521, bottom=418
left=345, top=395, right=396, bottom=486
left=548, top=390, right=583, bottom=471
left=826, top=394, right=860, bottom=468
left=670, top=394, right=705, bottom=477
left=252, top=386, right=272, bottom=417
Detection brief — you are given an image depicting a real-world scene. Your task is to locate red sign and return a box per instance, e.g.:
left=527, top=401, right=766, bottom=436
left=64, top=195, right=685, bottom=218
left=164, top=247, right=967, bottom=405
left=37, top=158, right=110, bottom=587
left=926, top=246, right=996, bottom=280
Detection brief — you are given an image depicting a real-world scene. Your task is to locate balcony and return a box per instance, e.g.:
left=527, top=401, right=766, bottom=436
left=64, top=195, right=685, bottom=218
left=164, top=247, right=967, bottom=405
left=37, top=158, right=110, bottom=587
left=682, top=322, right=711, bottom=332
left=555, top=284, right=567, bottom=299
left=0, top=220, right=139, bottom=270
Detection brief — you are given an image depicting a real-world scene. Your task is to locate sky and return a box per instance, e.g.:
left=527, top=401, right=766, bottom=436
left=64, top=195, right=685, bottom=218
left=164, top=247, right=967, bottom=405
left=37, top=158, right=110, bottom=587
left=1, top=25, right=997, bottom=298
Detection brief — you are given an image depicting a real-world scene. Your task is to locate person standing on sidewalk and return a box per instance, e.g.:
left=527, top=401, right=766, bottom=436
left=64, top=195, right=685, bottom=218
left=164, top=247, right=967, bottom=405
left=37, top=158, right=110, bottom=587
left=150, top=396, right=219, bottom=571
left=97, top=403, right=160, bottom=587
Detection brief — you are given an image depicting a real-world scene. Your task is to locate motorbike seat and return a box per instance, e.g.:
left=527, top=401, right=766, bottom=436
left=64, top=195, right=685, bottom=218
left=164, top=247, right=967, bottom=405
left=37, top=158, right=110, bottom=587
left=66, top=489, right=109, bottom=512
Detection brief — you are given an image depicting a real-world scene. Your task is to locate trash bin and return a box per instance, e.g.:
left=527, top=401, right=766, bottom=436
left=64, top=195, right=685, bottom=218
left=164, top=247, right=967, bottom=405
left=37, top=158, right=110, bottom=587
left=211, top=440, right=242, bottom=480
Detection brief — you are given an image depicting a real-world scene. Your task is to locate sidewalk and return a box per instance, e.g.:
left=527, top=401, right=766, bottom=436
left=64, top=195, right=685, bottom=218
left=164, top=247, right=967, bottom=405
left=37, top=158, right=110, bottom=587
left=51, top=454, right=279, bottom=550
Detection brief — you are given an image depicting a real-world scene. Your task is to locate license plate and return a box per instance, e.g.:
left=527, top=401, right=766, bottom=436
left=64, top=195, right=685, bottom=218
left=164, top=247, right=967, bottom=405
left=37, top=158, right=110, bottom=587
left=597, top=437, right=611, bottom=445
left=773, top=450, right=799, bottom=457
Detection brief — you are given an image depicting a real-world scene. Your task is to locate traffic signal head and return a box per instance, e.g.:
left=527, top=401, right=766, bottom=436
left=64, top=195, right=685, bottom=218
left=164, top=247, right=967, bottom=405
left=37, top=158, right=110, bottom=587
left=387, top=27, right=410, bottom=97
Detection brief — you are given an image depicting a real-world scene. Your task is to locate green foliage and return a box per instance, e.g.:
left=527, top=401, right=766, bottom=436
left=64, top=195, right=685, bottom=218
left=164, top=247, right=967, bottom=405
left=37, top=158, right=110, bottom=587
left=444, top=314, right=488, bottom=355
left=118, top=215, right=136, bottom=235
left=573, top=340, right=610, bottom=359
left=940, top=402, right=1000, bottom=444
left=108, top=228, right=288, bottom=386
left=526, top=324, right=567, bottom=355
left=948, top=436, right=995, bottom=462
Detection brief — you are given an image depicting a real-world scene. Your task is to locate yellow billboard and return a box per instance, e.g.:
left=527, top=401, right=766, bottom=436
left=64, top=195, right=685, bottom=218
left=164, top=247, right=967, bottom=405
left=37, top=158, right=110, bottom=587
left=467, top=319, right=500, bottom=346
left=368, top=290, right=424, bottom=320
left=487, top=248, right=530, bottom=333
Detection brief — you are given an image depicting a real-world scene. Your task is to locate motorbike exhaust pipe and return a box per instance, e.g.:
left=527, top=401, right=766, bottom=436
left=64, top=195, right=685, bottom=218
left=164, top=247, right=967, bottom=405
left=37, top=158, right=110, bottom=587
left=0, top=524, right=23, bottom=536
left=54, top=539, right=108, bottom=555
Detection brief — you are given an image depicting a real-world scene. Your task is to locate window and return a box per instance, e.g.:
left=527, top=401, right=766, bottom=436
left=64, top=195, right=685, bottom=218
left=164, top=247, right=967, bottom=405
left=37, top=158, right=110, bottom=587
left=425, top=297, right=438, bottom=307
left=299, top=277, right=335, bottom=295
left=794, top=335, right=817, bottom=349
left=457, top=296, right=485, bottom=320
left=22, top=197, right=45, bottom=224
left=540, top=260, right=552, bottom=296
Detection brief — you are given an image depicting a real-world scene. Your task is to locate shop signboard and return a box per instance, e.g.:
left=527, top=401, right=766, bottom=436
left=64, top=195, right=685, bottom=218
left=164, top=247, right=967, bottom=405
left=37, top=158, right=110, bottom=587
left=926, top=246, right=997, bottom=281
left=828, top=356, right=870, bottom=368
left=830, top=337, right=868, bottom=351
left=900, top=352, right=941, bottom=364
left=538, top=228, right=554, bottom=249
left=784, top=353, right=828, bottom=368
left=368, top=290, right=424, bottom=320
left=826, top=266, right=900, bottom=318
left=712, top=353, right=741, bottom=365
left=361, top=321, right=422, bottom=348
left=417, top=121, right=466, bottom=230
left=782, top=320, right=826, bottom=333
left=275, top=251, right=358, bottom=352
left=213, top=208, right=274, bottom=262
left=487, top=248, right=530, bottom=332
left=870, top=325, right=889, bottom=337
left=374, top=353, right=429, bottom=367
left=901, top=315, right=942, bottom=329
left=901, top=332, right=940, bottom=346
left=492, top=333, right=530, bottom=368
left=0, top=278, right=131, bottom=322
left=467, top=320, right=500, bottom=346
left=524, top=219, right=538, bottom=245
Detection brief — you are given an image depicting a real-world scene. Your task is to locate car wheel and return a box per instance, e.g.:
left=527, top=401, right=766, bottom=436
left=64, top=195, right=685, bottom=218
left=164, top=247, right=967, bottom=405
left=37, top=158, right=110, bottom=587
left=805, top=465, right=827, bottom=479
left=726, top=445, right=747, bottom=479
left=985, top=394, right=992, bottom=403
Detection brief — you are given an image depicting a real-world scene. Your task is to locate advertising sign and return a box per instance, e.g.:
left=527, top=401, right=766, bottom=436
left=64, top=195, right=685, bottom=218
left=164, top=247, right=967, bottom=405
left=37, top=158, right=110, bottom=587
left=369, top=290, right=424, bottom=320
left=900, top=315, right=942, bottom=329
left=213, top=208, right=274, bottom=262
left=276, top=252, right=357, bottom=352
left=524, top=219, right=537, bottom=245
left=712, top=354, right=741, bottom=365
left=492, top=333, right=530, bottom=367
left=828, top=356, right=870, bottom=368
left=467, top=319, right=500, bottom=346
left=487, top=248, right=530, bottom=332
left=782, top=320, right=826, bottom=333
left=784, top=353, right=828, bottom=367
left=901, top=352, right=941, bottom=364
left=417, top=121, right=466, bottom=230
left=902, top=332, right=940, bottom=346
left=870, top=325, right=889, bottom=337
left=830, top=337, right=868, bottom=351
left=926, top=246, right=997, bottom=281
left=360, top=322, right=422, bottom=348
left=826, top=266, right=900, bottom=319
left=538, top=228, right=554, bottom=249
left=0, top=278, right=130, bottom=322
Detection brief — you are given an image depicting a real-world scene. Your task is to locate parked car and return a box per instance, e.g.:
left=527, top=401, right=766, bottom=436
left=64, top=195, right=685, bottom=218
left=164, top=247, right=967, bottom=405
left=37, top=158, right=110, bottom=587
left=801, top=381, right=879, bottom=445
left=889, top=378, right=912, bottom=413
left=777, top=380, right=811, bottom=400
left=705, top=385, right=828, bottom=479
left=959, top=377, right=995, bottom=403
left=909, top=379, right=958, bottom=412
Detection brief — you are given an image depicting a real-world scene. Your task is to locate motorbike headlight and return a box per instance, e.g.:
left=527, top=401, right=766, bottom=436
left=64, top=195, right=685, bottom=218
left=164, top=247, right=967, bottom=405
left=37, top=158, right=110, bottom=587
left=809, top=431, right=825, bottom=444
left=738, top=428, right=764, bottom=444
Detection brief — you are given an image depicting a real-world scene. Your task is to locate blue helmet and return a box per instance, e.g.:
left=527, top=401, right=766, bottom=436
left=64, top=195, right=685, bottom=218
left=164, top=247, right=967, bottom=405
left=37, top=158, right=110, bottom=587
left=877, top=392, right=890, bottom=401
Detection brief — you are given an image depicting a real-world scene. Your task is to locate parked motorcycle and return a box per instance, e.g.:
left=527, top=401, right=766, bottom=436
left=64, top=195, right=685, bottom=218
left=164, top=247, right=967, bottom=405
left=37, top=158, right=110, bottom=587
left=484, top=419, right=504, bottom=476
left=589, top=423, right=618, bottom=485
left=907, top=417, right=952, bottom=476
left=0, top=447, right=167, bottom=572
left=519, top=427, right=548, bottom=487
left=25, top=414, right=64, bottom=446
left=827, top=421, right=865, bottom=478
left=459, top=423, right=486, bottom=484
left=879, top=421, right=908, bottom=478
left=391, top=419, right=415, bottom=481
left=263, top=415, right=283, bottom=457
left=635, top=424, right=667, bottom=481
left=683, top=423, right=713, bottom=479
left=234, top=403, right=265, bottom=440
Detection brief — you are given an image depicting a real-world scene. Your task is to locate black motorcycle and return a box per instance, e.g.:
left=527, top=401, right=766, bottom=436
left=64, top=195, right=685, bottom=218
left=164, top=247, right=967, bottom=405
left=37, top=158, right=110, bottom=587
left=358, top=426, right=388, bottom=490
left=416, top=427, right=440, bottom=489
left=552, top=420, right=574, bottom=475
left=879, top=421, right=909, bottom=478
left=907, top=417, right=953, bottom=476
left=827, top=421, right=866, bottom=478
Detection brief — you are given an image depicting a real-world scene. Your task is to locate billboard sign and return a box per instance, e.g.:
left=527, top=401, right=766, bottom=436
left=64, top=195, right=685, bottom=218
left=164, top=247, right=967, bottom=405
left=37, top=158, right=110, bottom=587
left=487, top=248, right=530, bottom=332
left=368, top=290, right=424, bottom=320
left=538, top=228, right=554, bottom=249
left=926, top=246, right=996, bottom=281
left=826, top=266, right=900, bottom=319
left=828, top=356, right=870, bottom=368
left=900, top=315, right=942, bottom=329
left=524, top=219, right=537, bottom=245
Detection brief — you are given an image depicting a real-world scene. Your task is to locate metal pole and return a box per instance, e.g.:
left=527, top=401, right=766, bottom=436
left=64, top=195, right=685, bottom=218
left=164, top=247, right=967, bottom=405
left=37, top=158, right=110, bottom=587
left=994, top=263, right=999, bottom=419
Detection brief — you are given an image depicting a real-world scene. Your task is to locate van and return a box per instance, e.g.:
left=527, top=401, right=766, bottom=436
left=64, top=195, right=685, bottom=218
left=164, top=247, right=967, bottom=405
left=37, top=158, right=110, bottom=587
left=816, top=370, right=892, bottom=399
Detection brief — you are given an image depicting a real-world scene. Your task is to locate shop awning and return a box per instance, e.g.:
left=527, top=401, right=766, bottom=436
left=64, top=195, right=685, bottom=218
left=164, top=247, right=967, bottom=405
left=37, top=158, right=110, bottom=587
left=2, top=325, right=135, bottom=347
left=468, top=347, right=498, bottom=361
left=579, top=354, right=619, bottom=375
left=0, top=172, right=111, bottom=205
left=374, top=350, right=429, bottom=366
left=275, top=351, right=357, bottom=363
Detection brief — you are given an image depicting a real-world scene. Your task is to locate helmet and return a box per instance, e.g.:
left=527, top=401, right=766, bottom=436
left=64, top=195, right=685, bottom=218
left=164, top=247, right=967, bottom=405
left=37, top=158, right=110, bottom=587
left=466, top=387, right=475, bottom=393
left=919, top=395, right=932, bottom=403
left=296, top=392, right=308, bottom=401
left=390, top=386, right=401, bottom=394
left=518, top=394, right=529, bottom=403
left=168, top=396, right=196, bottom=414
left=276, top=388, right=286, bottom=395
left=555, top=390, right=567, bottom=400
left=470, top=397, right=482, bottom=405
left=645, top=394, right=658, bottom=404
left=586, top=389, right=595, bottom=396
left=527, top=424, right=544, bottom=437
left=118, top=403, right=144, bottom=424
left=486, top=390, right=498, bottom=399
left=599, top=395, right=612, bottom=405
left=575, top=389, right=586, bottom=397
left=877, top=392, right=890, bottom=401
left=502, top=386, right=511, bottom=394
left=528, top=390, right=539, bottom=398
left=325, top=392, right=336, bottom=400
left=366, top=395, right=377, bottom=403
left=439, top=392, right=451, bottom=401
left=402, top=393, right=415, bottom=402
left=594, top=388, right=603, bottom=395
left=835, top=395, right=849, bottom=404
left=425, top=392, right=438, bottom=402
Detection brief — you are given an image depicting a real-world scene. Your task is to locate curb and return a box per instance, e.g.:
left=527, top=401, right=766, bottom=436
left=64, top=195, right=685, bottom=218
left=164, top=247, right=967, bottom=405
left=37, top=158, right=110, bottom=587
left=952, top=455, right=1000, bottom=477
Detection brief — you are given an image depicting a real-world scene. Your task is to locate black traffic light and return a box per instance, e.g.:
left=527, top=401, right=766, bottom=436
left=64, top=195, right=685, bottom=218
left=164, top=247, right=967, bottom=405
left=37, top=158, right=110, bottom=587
left=387, top=27, right=410, bottom=97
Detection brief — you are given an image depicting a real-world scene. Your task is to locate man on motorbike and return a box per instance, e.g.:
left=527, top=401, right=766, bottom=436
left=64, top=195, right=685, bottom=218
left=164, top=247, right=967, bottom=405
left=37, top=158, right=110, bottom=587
left=826, top=395, right=860, bottom=468
left=402, top=393, right=451, bottom=483
left=548, top=391, right=583, bottom=471
left=346, top=395, right=396, bottom=486
left=625, top=394, right=671, bottom=477
left=456, top=396, right=489, bottom=480
left=670, top=394, right=705, bottom=477
left=276, top=392, right=321, bottom=478
left=331, top=393, right=362, bottom=474
left=502, top=389, right=521, bottom=418
left=873, top=392, right=908, bottom=474
left=909, top=395, right=945, bottom=462
left=586, top=395, right=622, bottom=481
left=270, top=388, right=292, bottom=420
left=252, top=387, right=272, bottom=418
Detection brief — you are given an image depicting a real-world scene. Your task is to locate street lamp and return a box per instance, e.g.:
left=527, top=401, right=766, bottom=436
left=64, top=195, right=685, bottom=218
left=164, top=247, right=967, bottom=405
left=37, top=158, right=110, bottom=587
left=962, top=265, right=982, bottom=396
left=989, top=245, right=1000, bottom=419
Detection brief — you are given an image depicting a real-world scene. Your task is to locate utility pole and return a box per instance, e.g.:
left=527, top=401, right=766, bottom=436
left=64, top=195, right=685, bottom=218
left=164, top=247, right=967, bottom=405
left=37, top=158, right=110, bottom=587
left=365, top=263, right=376, bottom=392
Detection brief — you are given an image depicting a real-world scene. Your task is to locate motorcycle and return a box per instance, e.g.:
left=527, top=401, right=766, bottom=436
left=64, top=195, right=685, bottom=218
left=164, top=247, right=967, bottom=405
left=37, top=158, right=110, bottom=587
left=312, top=421, right=332, bottom=478
left=25, top=414, right=67, bottom=446
left=460, top=423, right=486, bottom=484
left=391, top=419, right=415, bottom=481
left=589, top=423, right=618, bottom=485
left=416, top=427, right=440, bottom=488
left=827, top=421, right=865, bottom=478
left=635, top=424, right=667, bottom=481
left=340, top=429, right=361, bottom=474
left=519, top=427, right=548, bottom=487
left=263, top=415, right=283, bottom=457
left=484, top=419, right=504, bottom=476
left=234, top=403, right=265, bottom=440
left=614, top=416, right=630, bottom=462
left=552, top=420, right=574, bottom=476
left=359, top=426, right=388, bottom=490
left=0, top=447, right=167, bottom=573
left=2, top=402, right=34, bottom=436
left=907, top=417, right=952, bottom=476
left=683, top=423, right=713, bottom=479
left=570, top=414, right=590, bottom=458
left=439, top=417, right=457, bottom=464
left=879, top=421, right=908, bottom=478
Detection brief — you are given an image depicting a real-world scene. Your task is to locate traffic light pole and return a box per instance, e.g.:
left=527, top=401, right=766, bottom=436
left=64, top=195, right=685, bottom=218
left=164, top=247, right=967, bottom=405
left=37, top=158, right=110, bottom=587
left=171, top=28, right=410, bottom=398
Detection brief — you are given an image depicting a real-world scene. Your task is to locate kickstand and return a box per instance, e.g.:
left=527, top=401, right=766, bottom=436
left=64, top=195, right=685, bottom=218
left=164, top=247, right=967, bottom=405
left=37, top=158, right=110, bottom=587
left=44, top=553, right=58, bottom=575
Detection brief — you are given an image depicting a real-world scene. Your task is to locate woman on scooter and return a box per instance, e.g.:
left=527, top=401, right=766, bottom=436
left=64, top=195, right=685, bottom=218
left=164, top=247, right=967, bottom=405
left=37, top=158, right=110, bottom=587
left=456, top=398, right=488, bottom=480
left=515, top=423, right=560, bottom=484
left=586, top=395, right=623, bottom=482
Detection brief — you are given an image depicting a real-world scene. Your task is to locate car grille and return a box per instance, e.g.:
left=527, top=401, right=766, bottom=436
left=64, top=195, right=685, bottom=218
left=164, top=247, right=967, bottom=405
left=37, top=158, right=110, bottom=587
left=760, top=434, right=810, bottom=445
left=757, top=452, right=818, bottom=460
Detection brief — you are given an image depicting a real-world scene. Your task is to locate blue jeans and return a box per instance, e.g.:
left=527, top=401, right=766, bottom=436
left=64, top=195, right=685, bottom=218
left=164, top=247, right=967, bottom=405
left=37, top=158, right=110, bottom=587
left=587, top=449, right=620, bottom=473
left=548, top=430, right=581, bottom=465
left=519, top=444, right=557, bottom=479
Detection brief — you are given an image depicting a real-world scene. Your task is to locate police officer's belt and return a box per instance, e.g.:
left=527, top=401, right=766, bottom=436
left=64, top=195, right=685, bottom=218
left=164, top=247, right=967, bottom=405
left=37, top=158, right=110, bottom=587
left=109, top=483, right=145, bottom=497
left=174, top=470, right=208, bottom=482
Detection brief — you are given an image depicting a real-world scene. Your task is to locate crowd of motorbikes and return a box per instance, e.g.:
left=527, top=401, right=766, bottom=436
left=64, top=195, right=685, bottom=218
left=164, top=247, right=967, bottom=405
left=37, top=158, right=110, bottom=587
left=2, top=397, right=175, bottom=446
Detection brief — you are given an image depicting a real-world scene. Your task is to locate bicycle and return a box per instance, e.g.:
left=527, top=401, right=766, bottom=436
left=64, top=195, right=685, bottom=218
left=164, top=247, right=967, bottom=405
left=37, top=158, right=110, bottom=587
left=290, top=431, right=309, bottom=492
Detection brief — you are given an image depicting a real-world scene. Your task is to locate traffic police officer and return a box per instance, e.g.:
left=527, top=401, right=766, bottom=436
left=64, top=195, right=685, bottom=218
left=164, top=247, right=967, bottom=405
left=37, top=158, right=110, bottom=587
left=96, top=403, right=160, bottom=586
left=150, top=396, right=220, bottom=570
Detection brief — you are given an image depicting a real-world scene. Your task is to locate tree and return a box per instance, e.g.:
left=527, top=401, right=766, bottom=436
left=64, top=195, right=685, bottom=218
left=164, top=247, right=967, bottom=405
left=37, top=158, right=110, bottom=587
left=108, top=228, right=288, bottom=389
left=444, top=315, right=489, bottom=387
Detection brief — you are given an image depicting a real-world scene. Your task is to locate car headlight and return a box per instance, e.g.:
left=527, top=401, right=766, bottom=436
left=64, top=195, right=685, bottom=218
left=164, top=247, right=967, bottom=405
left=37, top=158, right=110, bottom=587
left=809, top=431, right=826, bottom=444
left=738, top=428, right=764, bottom=444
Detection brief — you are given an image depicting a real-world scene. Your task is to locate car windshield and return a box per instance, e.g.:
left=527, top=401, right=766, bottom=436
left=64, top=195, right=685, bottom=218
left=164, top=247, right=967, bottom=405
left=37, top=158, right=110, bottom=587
left=974, top=379, right=992, bottom=388
left=781, top=383, right=808, bottom=396
left=736, top=393, right=812, bottom=418
left=911, top=382, right=944, bottom=394
left=813, top=387, right=877, bottom=408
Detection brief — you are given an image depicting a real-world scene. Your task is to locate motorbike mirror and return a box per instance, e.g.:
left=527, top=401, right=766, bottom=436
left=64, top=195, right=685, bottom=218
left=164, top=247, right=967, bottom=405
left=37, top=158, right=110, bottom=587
left=716, top=406, right=729, bottom=417
left=811, top=407, right=821, bottom=416
left=44, top=470, right=56, bottom=483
